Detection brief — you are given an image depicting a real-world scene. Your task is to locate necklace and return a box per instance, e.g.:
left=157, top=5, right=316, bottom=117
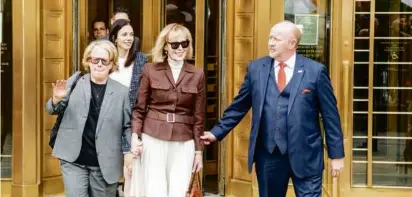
left=92, top=83, right=106, bottom=99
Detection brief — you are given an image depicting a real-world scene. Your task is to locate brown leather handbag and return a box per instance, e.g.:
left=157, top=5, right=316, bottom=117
left=186, top=172, right=202, bottom=197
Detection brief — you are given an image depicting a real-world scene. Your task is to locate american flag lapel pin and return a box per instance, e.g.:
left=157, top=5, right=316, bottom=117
left=297, top=70, right=303, bottom=73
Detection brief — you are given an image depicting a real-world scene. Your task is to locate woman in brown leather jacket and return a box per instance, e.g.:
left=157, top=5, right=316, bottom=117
left=130, top=23, right=205, bottom=197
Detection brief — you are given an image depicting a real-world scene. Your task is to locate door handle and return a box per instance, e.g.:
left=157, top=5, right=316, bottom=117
left=342, top=60, right=351, bottom=138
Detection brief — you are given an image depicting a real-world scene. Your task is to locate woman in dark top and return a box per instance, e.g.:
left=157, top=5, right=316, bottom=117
left=46, top=40, right=134, bottom=197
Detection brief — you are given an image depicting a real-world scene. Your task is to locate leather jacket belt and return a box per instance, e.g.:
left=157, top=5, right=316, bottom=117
left=146, top=110, right=194, bottom=124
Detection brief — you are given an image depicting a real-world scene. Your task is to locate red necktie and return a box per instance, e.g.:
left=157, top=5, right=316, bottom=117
left=277, top=62, right=286, bottom=92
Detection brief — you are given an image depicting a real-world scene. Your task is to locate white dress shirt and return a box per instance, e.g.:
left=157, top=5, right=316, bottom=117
left=110, top=57, right=133, bottom=87
left=274, top=53, right=296, bottom=86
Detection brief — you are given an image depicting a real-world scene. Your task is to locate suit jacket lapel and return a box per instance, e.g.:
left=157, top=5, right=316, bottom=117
left=259, top=57, right=274, bottom=114
left=155, top=62, right=175, bottom=87
left=96, top=78, right=115, bottom=135
left=287, top=55, right=305, bottom=115
left=81, top=74, right=92, bottom=102
left=81, top=74, right=92, bottom=117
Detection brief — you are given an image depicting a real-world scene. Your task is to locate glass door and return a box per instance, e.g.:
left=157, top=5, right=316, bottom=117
left=1, top=0, right=13, bottom=185
left=350, top=0, right=412, bottom=196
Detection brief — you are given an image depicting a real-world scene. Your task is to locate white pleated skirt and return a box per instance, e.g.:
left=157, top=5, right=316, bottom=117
left=126, top=133, right=195, bottom=197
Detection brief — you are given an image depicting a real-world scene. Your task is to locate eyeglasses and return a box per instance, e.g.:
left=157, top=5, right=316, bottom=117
left=89, top=57, right=111, bottom=65
left=167, top=40, right=190, bottom=49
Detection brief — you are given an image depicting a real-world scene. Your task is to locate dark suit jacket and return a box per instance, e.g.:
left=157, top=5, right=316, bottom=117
left=211, top=55, right=344, bottom=178
left=132, top=62, right=206, bottom=150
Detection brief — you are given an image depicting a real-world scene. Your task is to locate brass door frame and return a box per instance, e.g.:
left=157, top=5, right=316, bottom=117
left=342, top=0, right=412, bottom=196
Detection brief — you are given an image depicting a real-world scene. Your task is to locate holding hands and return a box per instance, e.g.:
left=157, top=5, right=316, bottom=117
left=131, top=133, right=143, bottom=157
left=200, top=131, right=217, bottom=145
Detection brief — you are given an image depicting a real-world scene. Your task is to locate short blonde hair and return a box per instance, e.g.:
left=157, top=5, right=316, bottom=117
left=81, top=40, right=119, bottom=73
left=150, top=23, right=193, bottom=62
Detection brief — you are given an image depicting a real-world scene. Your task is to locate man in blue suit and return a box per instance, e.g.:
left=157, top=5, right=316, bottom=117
left=201, top=21, right=345, bottom=197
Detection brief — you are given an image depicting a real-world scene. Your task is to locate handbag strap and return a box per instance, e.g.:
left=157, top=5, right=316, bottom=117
left=187, top=172, right=202, bottom=192
left=187, top=172, right=195, bottom=192
left=69, top=72, right=85, bottom=94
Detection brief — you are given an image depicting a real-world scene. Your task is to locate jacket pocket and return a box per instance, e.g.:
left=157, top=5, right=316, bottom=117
left=151, top=83, right=171, bottom=102
left=151, top=83, right=171, bottom=90
left=181, top=86, right=198, bottom=104
left=181, top=86, right=198, bottom=94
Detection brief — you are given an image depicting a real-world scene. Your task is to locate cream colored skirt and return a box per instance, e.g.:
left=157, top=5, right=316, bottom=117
left=125, top=133, right=195, bottom=197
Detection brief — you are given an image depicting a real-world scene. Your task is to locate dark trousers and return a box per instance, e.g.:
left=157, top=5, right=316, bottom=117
left=255, top=148, right=322, bottom=197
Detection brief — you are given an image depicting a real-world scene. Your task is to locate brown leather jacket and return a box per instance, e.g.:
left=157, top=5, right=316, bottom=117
left=131, top=62, right=205, bottom=150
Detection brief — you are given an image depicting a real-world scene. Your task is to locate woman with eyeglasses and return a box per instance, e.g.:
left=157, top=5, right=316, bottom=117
left=130, top=23, right=205, bottom=196
left=45, top=40, right=134, bottom=197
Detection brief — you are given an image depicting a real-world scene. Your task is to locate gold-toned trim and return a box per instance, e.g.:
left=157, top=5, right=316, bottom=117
left=371, top=161, right=412, bottom=164
left=353, top=160, right=368, bottom=163
left=79, top=0, right=88, bottom=66
left=374, top=37, right=412, bottom=39
left=373, top=62, right=412, bottom=64
left=353, top=148, right=368, bottom=151
left=141, top=0, right=162, bottom=54
left=66, top=0, right=73, bottom=75
left=371, top=186, right=412, bottom=189
left=217, top=1, right=226, bottom=195
left=354, top=112, right=412, bottom=115
left=11, top=0, right=41, bottom=196
left=368, top=87, right=412, bottom=89
left=109, top=0, right=114, bottom=18
left=353, top=136, right=368, bottom=139
left=223, top=0, right=235, bottom=195
left=339, top=0, right=355, bottom=193
left=195, top=0, right=205, bottom=69
left=367, top=0, right=376, bottom=188
left=374, top=12, right=412, bottom=14
left=354, top=99, right=368, bottom=101
left=371, top=136, right=412, bottom=139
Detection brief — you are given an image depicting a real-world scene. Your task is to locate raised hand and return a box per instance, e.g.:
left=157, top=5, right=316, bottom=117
left=52, top=80, right=68, bottom=103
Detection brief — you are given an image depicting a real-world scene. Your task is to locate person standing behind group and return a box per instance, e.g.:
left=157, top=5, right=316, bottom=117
left=89, top=18, right=109, bottom=42
left=130, top=23, right=205, bottom=197
left=107, top=18, right=147, bottom=197
left=45, top=40, right=133, bottom=197
left=105, top=7, right=140, bottom=53
left=109, top=19, right=147, bottom=108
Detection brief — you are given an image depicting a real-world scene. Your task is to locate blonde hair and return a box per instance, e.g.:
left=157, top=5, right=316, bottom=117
left=150, top=23, right=193, bottom=62
left=81, top=40, right=119, bottom=73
